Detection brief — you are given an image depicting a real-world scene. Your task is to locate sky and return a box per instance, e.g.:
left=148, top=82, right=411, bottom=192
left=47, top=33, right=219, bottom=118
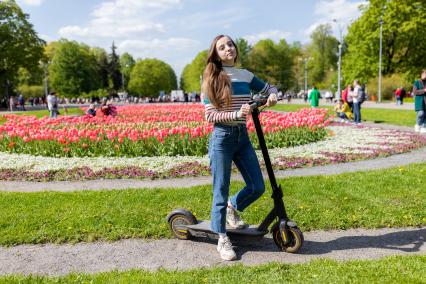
left=15, top=0, right=367, bottom=77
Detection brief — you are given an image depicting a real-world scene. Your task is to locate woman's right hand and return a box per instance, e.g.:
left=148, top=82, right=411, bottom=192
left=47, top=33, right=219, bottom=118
left=237, top=104, right=251, bottom=118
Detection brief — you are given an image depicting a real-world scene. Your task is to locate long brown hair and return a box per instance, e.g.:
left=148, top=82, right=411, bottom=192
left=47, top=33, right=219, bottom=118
left=201, top=35, right=239, bottom=109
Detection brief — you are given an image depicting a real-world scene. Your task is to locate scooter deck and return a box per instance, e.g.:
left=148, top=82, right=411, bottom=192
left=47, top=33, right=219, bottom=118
left=186, top=220, right=268, bottom=237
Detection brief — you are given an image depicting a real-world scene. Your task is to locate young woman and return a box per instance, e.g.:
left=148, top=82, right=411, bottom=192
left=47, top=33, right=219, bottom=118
left=413, top=69, right=426, bottom=133
left=201, top=35, right=277, bottom=261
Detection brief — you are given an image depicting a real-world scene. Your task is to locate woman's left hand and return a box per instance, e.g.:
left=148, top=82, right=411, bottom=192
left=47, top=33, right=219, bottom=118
left=265, top=93, right=277, bottom=107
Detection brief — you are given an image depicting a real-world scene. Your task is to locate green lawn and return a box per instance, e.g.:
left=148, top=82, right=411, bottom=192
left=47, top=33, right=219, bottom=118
left=1, top=255, right=425, bottom=283
left=0, top=107, right=85, bottom=119
left=272, top=104, right=416, bottom=127
left=0, top=163, right=425, bottom=246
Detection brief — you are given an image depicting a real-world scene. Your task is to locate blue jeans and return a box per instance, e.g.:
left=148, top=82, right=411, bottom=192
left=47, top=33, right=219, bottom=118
left=353, top=102, right=361, bottom=123
left=208, top=124, right=265, bottom=234
left=416, top=110, right=425, bottom=126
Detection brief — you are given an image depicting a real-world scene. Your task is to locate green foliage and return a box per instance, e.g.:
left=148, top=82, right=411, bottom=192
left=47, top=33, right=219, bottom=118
left=90, top=47, right=109, bottom=89
left=128, top=59, right=177, bottom=97
left=119, top=52, right=135, bottom=90
left=246, top=39, right=295, bottom=90
left=343, top=0, right=426, bottom=83
left=80, top=89, right=109, bottom=99
left=367, top=73, right=412, bottom=100
left=0, top=0, right=45, bottom=97
left=17, top=84, right=44, bottom=98
left=307, top=24, right=339, bottom=85
left=49, top=40, right=102, bottom=97
left=180, top=50, right=208, bottom=93
left=235, top=37, right=251, bottom=69
left=108, top=42, right=122, bottom=91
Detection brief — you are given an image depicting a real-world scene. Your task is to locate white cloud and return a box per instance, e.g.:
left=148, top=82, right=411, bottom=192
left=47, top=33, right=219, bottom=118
left=20, top=0, right=45, bottom=6
left=58, top=0, right=180, bottom=39
left=303, top=0, right=365, bottom=40
left=117, top=37, right=201, bottom=77
left=243, top=30, right=292, bottom=45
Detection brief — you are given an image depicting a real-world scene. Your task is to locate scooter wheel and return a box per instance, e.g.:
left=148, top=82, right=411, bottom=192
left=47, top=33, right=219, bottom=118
left=169, top=213, right=197, bottom=240
left=271, top=223, right=304, bottom=253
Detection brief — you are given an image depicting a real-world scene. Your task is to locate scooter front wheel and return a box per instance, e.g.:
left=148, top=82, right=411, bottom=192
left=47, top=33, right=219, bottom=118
left=271, top=223, right=304, bottom=253
left=168, top=211, right=197, bottom=240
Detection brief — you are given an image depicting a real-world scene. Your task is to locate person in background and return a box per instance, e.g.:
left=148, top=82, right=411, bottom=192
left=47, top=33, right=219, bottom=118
left=413, top=69, right=426, bottom=133
left=334, top=99, right=353, bottom=122
left=47, top=91, right=58, bottom=118
left=17, top=94, right=26, bottom=111
left=100, top=99, right=117, bottom=117
left=308, top=86, right=320, bottom=108
left=350, top=80, right=362, bottom=125
left=86, top=104, right=97, bottom=116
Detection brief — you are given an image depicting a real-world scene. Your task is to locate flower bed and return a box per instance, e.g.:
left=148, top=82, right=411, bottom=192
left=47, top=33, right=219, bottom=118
left=0, top=122, right=425, bottom=181
left=0, top=105, right=329, bottom=157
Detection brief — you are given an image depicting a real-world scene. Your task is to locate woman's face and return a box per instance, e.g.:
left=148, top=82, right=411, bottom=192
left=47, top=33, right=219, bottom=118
left=421, top=71, right=426, bottom=80
left=215, top=36, right=236, bottom=65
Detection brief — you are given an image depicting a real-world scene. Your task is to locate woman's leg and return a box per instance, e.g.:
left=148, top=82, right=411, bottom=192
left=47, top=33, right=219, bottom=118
left=416, top=110, right=425, bottom=127
left=229, top=131, right=265, bottom=212
left=209, top=131, right=235, bottom=234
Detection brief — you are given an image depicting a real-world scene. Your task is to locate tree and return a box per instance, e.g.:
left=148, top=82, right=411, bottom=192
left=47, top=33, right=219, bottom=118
left=128, top=59, right=177, bottom=97
left=49, top=40, right=101, bottom=97
left=306, top=24, right=339, bottom=85
left=235, top=38, right=251, bottom=69
left=119, top=52, right=135, bottom=90
left=91, top=47, right=109, bottom=89
left=0, top=0, right=45, bottom=103
left=342, top=0, right=426, bottom=84
left=246, top=39, right=295, bottom=91
left=108, top=42, right=121, bottom=91
left=180, top=50, right=208, bottom=93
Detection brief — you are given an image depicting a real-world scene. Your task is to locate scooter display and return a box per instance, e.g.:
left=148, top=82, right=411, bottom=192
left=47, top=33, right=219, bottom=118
left=166, top=94, right=304, bottom=253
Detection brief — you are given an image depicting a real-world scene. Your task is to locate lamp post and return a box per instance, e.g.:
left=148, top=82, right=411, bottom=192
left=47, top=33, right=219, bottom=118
left=333, top=19, right=343, bottom=100
left=43, top=61, right=49, bottom=98
left=378, top=16, right=384, bottom=103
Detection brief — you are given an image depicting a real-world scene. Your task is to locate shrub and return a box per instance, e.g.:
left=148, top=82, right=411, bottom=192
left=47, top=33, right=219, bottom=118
left=366, top=74, right=411, bottom=101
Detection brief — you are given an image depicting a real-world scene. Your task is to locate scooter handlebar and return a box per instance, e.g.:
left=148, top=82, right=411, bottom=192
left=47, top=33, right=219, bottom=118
left=248, top=93, right=282, bottom=111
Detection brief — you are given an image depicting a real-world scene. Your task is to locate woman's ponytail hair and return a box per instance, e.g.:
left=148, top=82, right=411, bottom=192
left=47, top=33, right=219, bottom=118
left=201, top=35, right=238, bottom=109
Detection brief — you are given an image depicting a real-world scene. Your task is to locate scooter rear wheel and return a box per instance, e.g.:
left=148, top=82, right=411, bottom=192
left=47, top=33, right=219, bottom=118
left=271, top=223, right=304, bottom=253
left=169, top=213, right=197, bottom=240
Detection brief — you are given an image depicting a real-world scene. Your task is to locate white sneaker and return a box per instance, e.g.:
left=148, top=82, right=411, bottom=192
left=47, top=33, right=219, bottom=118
left=226, top=206, right=247, bottom=229
left=420, top=128, right=426, bottom=134
left=415, top=124, right=420, bottom=132
left=217, top=236, right=236, bottom=261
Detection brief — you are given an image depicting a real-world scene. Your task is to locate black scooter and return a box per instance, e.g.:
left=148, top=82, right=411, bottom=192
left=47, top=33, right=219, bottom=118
left=166, top=95, right=304, bottom=253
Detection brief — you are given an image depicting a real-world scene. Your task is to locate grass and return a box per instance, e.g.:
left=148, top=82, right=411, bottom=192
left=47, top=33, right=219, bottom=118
left=0, top=107, right=85, bottom=119
left=0, top=163, right=425, bottom=246
left=1, top=255, right=425, bottom=283
left=271, top=104, right=416, bottom=127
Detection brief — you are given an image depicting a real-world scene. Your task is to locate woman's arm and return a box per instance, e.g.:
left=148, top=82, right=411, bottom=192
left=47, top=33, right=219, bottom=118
left=204, top=104, right=240, bottom=123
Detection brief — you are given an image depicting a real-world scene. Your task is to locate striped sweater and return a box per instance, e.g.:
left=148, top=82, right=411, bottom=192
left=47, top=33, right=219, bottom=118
left=202, top=66, right=277, bottom=125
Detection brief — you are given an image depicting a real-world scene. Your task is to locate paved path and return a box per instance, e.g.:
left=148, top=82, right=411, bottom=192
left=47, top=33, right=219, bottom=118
left=0, top=227, right=424, bottom=276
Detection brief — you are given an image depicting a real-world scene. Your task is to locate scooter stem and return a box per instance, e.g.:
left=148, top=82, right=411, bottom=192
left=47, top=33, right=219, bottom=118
left=251, top=108, right=279, bottom=191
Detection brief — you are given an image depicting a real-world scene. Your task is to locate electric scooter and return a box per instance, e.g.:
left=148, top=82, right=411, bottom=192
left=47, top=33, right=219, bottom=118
left=166, top=94, right=304, bottom=253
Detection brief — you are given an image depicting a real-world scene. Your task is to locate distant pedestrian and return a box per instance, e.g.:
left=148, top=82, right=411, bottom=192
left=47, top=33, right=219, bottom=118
left=350, top=80, right=362, bottom=125
left=86, top=104, right=97, bottom=116
left=47, top=91, right=59, bottom=118
left=17, top=94, right=26, bottom=111
left=413, top=69, right=426, bottom=133
left=308, top=86, right=320, bottom=107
